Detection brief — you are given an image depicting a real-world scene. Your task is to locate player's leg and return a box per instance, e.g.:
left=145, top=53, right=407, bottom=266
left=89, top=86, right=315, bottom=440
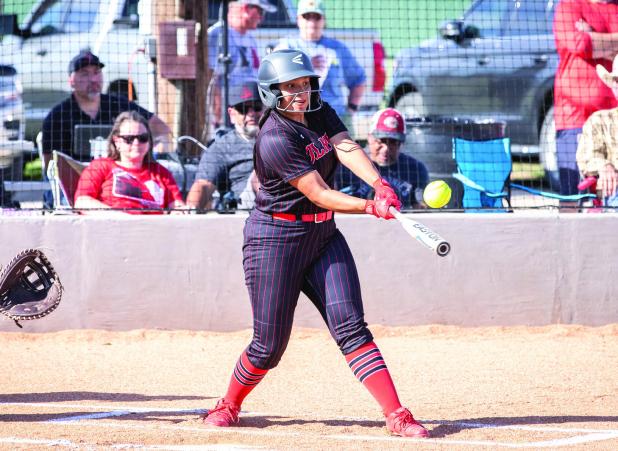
left=303, top=229, right=429, bottom=438
left=203, top=217, right=307, bottom=426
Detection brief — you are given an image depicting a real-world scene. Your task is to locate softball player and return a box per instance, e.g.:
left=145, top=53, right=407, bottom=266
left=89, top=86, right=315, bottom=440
left=202, top=49, right=429, bottom=438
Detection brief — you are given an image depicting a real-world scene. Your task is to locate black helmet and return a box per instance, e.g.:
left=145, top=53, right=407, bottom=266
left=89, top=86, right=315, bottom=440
left=257, top=49, right=322, bottom=112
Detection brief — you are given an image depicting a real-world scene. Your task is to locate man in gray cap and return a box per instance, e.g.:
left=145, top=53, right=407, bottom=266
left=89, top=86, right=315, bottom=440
left=207, top=0, right=276, bottom=133
left=187, top=80, right=263, bottom=211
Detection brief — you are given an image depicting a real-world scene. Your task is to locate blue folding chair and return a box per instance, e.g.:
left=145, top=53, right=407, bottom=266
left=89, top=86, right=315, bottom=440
left=452, top=137, right=597, bottom=211
left=452, top=137, right=512, bottom=211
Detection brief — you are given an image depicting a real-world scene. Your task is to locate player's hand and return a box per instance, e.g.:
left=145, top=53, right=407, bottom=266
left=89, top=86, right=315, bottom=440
left=598, top=163, right=618, bottom=197
left=365, top=199, right=396, bottom=220
left=373, top=178, right=402, bottom=211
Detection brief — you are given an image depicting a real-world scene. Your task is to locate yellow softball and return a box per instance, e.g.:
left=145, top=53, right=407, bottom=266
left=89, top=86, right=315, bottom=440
left=423, top=180, right=452, bottom=208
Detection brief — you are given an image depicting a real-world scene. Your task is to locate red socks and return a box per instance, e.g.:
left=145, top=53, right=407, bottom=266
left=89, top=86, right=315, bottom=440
left=223, top=351, right=268, bottom=407
left=345, top=341, right=402, bottom=416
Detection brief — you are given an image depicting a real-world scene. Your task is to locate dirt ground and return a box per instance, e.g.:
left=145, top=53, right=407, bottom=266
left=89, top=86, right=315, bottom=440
left=1, top=324, right=618, bottom=450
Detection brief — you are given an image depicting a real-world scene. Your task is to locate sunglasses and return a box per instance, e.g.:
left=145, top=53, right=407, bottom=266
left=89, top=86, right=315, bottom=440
left=302, top=13, right=323, bottom=21
left=234, top=102, right=263, bottom=114
left=116, top=133, right=149, bottom=144
left=375, top=138, right=402, bottom=147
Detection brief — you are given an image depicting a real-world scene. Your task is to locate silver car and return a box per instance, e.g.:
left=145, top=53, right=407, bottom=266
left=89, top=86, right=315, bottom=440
left=0, top=64, right=25, bottom=142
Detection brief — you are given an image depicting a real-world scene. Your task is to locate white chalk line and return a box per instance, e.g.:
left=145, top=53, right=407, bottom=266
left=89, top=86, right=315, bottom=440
left=0, top=437, right=262, bottom=450
left=2, top=402, right=618, bottom=448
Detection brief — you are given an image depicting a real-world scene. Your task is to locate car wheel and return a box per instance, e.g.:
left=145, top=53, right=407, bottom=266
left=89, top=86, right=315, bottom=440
left=394, top=92, right=425, bottom=118
left=539, top=106, right=560, bottom=190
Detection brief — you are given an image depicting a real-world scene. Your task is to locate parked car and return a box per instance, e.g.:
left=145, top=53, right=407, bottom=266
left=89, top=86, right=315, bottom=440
left=387, top=0, right=559, bottom=187
left=0, top=64, right=25, bottom=141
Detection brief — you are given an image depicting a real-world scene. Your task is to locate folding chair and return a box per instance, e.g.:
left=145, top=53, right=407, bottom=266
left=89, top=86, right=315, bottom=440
left=452, top=137, right=597, bottom=211
left=46, top=151, right=87, bottom=209
left=452, top=137, right=512, bottom=211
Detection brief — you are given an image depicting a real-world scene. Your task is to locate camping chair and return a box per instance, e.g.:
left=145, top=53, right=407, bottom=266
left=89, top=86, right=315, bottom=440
left=46, top=150, right=87, bottom=209
left=452, top=137, right=513, bottom=211
left=452, top=137, right=597, bottom=210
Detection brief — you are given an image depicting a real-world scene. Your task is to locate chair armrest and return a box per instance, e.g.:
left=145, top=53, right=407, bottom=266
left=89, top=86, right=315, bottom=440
left=452, top=173, right=508, bottom=198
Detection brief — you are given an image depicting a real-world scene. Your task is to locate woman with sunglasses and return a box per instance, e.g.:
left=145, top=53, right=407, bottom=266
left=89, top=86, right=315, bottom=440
left=200, top=49, right=429, bottom=439
left=74, top=111, right=184, bottom=213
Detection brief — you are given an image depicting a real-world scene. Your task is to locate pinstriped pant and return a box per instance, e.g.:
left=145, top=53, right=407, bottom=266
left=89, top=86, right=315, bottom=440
left=242, top=209, right=373, bottom=369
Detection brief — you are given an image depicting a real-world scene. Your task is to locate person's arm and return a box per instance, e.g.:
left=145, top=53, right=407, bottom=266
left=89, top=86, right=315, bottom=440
left=289, top=170, right=367, bottom=214
left=576, top=115, right=610, bottom=175
left=330, top=131, right=380, bottom=186
left=347, top=84, right=365, bottom=114
left=74, top=195, right=112, bottom=210
left=186, top=179, right=217, bottom=210
left=587, top=31, right=618, bottom=60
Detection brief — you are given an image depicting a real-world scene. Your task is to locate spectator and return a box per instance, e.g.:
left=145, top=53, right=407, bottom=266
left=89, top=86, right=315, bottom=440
left=576, top=54, right=618, bottom=206
left=336, top=108, right=429, bottom=209
left=186, top=80, right=262, bottom=211
left=274, top=0, right=366, bottom=128
left=42, top=50, right=171, bottom=168
left=74, top=111, right=184, bottom=214
left=553, top=0, right=618, bottom=198
left=207, top=0, right=276, bottom=130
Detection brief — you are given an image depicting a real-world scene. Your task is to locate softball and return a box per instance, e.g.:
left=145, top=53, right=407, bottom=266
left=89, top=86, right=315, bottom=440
left=423, top=180, right=452, bottom=208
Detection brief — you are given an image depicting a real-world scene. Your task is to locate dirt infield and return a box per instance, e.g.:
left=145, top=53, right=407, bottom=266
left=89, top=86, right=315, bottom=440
left=1, top=324, right=618, bottom=450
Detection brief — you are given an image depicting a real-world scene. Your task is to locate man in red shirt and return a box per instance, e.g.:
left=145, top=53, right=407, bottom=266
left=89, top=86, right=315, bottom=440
left=553, top=0, right=618, bottom=197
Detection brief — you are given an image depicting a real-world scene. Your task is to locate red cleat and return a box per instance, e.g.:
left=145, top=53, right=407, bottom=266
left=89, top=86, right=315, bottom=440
left=385, top=407, right=429, bottom=438
left=201, top=398, right=240, bottom=427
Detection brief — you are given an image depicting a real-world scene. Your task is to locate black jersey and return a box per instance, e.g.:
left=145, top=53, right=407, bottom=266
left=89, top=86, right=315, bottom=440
left=254, top=102, right=346, bottom=214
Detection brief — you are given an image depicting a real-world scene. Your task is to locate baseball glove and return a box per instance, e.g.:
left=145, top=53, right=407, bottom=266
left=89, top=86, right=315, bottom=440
left=0, top=249, right=63, bottom=328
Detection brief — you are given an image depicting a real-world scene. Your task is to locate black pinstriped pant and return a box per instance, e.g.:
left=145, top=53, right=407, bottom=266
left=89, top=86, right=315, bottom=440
left=242, top=209, right=373, bottom=370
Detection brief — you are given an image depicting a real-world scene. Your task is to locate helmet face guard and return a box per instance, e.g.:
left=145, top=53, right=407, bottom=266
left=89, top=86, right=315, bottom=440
left=258, top=49, right=323, bottom=113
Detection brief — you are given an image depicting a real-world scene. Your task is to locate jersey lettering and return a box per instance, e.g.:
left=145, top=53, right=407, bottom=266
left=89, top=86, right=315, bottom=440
left=305, top=133, right=333, bottom=164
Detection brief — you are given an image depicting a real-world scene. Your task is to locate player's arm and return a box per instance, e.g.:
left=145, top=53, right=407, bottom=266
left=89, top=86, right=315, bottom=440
left=289, top=170, right=367, bottom=213
left=330, top=131, right=380, bottom=186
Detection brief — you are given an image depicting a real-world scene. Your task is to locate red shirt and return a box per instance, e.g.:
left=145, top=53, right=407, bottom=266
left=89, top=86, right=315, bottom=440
left=74, top=158, right=183, bottom=214
left=554, top=0, right=618, bottom=130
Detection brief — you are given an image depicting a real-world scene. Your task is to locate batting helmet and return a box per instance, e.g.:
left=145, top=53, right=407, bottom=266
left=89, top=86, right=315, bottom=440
left=257, top=49, right=322, bottom=112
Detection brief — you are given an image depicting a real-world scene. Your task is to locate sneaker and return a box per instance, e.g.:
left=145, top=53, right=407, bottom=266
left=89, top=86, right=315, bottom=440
left=385, top=407, right=429, bottom=438
left=201, top=398, right=240, bottom=427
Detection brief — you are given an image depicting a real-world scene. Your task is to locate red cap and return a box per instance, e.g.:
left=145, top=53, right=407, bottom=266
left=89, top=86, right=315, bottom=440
left=370, top=108, right=406, bottom=142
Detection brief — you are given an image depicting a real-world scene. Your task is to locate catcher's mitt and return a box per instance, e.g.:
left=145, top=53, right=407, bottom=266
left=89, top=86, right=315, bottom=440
left=0, top=249, right=63, bottom=328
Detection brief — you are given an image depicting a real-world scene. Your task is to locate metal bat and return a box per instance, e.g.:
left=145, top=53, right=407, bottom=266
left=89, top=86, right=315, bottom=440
left=389, top=207, right=451, bottom=257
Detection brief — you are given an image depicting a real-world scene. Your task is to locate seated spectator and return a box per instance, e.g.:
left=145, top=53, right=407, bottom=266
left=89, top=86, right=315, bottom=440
left=74, top=111, right=184, bottom=214
left=42, top=50, right=171, bottom=167
left=576, top=55, right=618, bottom=207
left=335, top=108, right=429, bottom=209
left=186, top=80, right=262, bottom=211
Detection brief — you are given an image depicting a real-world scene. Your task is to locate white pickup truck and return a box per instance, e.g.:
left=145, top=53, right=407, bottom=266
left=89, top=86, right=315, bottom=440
left=0, top=0, right=386, bottom=141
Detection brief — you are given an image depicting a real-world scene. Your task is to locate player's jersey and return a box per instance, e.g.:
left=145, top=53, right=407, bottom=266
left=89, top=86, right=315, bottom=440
left=254, top=102, right=346, bottom=214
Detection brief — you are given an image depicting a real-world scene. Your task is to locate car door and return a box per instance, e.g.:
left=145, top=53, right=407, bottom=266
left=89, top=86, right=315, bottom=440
left=18, top=0, right=100, bottom=125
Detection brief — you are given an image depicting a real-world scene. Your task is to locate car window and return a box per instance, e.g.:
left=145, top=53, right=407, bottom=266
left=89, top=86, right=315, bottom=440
left=29, top=0, right=97, bottom=35
left=207, top=0, right=292, bottom=28
left=63, top=0, right=98, bottom=33
left=463, top=0, right=510, bottom=38
left=29, top=0, right=68, bottom=35
left=505, top=0, right=555, bottom=36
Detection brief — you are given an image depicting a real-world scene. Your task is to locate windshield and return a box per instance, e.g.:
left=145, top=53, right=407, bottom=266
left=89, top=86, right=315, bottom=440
left=29, top=0, right=97, bottom=35
left=463, top=0, right=509, bottom=38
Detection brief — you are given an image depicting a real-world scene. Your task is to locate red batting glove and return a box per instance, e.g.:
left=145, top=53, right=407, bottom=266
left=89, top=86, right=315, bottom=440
left=365, top=199, right=396, bottom=220
left=372, top=178, right=401, bottom=212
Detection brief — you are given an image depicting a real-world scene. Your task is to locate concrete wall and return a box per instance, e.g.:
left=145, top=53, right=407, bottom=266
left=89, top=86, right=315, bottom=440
left=0, top=212, right=617, bottom=332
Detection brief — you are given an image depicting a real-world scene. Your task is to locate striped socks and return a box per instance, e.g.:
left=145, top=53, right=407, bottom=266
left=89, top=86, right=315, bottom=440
left=345, top=341, right=402, bottom=416
left=223, top=351, right=268, bottom=407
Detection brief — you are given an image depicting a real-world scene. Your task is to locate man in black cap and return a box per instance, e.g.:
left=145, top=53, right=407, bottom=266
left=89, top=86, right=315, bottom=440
left=186, top=80, right=263, bottom=211
left=41, top=50, right=171, bottom=166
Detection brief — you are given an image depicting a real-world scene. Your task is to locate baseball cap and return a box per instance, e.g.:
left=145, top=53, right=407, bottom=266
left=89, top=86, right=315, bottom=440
left=370, top=108, right=406, bottom=142
left=236, top=0, right=277, bottom=13
left=297, top=0, right=325, bottom=16
left=229, top=80, right=261, bottom=107
left=68, top=50, right=104, bottom=74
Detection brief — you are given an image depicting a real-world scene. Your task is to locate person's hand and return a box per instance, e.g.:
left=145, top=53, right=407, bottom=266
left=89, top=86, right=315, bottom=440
left=365, top=199, right=396, bottom=219
left=575, top=18, right=593, bottom=33
left=598, top=163, right=618, bottom=198
left=373, top=178, right=402, bottom=211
